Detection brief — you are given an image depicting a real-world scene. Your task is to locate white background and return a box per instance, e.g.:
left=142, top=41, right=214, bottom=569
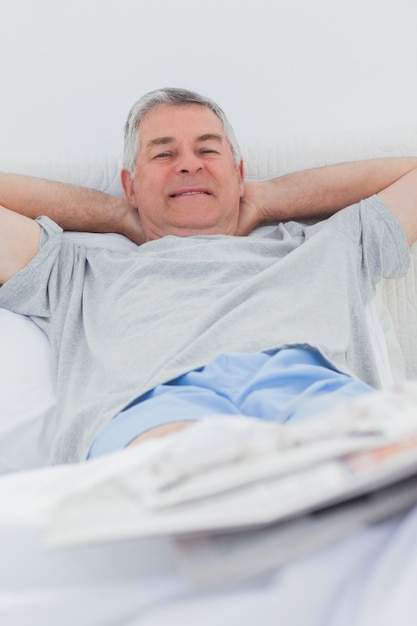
left=0, top=0, right=416, bottom=157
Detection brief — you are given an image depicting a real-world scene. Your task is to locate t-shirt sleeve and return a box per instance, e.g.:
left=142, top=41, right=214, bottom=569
left=327, top=194, right=410, bottom=300
left=358, top=194, right=409, bottom=281
left=0, top=216, right=84, bottom=333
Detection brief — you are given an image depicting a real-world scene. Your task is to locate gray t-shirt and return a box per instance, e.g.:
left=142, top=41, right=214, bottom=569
left=0, top=196, right=409, bottom=463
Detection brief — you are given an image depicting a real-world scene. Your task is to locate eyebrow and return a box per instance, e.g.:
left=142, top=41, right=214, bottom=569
left=146, top=133, right=224, bottom=150
left=146, top=136, right=175, bottom=148
left=196, top=133, right=223, bottom=143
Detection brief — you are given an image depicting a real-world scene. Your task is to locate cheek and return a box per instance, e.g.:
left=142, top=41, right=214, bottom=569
left=133, top=174, right=160, bottom=205
left=224, top=178, right=243, bottom=208
left=145, top=171, right=168, bottom=197
left=134, top=179, right=169, bottom=221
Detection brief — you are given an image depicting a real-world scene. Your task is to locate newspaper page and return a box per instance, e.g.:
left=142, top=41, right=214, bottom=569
left=44, top=384, right=417, bottom=585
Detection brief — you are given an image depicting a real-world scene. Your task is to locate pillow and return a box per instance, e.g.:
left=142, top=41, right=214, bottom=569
left=0, top=232, right=136, bottom=473
left=0, top=309, right=56, bottom=473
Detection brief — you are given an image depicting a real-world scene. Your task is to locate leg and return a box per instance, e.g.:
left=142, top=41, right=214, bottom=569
left=230, top=348, right=375, bottom=422
left=88, top=364, right=241, bottom=458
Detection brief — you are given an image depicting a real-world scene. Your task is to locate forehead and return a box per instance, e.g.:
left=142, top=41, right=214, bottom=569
left=138, top=104, right=225, bottom=144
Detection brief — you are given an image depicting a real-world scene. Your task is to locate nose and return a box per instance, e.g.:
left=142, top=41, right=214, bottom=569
left=175, top=150, right=203, bottom=175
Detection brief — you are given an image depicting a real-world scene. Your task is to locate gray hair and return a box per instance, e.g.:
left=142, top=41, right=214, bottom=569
left=123, top=87, right=241, bottom=177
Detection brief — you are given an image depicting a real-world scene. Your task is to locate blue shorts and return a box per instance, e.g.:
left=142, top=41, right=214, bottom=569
left=88, top=348, right=374, bottom=458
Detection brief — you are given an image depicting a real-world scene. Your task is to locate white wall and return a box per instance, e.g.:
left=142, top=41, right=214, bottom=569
left=0, top=0, right=416, bottom=157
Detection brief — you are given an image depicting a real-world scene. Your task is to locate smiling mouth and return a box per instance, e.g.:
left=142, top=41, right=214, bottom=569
left=170, top=190, right=211, bottom=198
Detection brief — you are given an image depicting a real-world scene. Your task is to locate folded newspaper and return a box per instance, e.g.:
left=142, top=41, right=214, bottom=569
left=45, top=380, right=417, bottom=586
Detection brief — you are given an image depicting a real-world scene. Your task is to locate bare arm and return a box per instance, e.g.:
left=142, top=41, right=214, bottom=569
left=0, top=173, right=145, bottom=244
left=237, top=157, right=417, bottom=242
left=0, top=172, right=146, bottom=284
left=0, top=205, right=41, bottom=284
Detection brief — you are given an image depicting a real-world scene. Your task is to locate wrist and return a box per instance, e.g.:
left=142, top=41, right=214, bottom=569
left=109, top=195, right=146, bottom=245
left=251, top=179, right=285, bottom=224
left=107, top=195, right=126, bottom=234
left=259, top=176, right=311, bottom=223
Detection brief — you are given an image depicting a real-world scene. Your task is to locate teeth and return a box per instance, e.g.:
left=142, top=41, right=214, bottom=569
left=174, top=191, right=208, bottom=197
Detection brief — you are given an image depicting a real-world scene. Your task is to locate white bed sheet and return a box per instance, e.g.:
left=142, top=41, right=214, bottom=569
left=1, top=455, right=417, bottom=626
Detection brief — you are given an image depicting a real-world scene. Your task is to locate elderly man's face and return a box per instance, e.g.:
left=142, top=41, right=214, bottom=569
left=121, top=104, right=244, bottom=241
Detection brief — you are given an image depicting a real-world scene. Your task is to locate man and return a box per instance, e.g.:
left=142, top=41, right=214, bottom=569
left=0, top=87, right=416, bottom=464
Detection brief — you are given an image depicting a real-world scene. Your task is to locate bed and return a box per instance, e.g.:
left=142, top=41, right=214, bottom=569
left=1, top=128, right=417, bottom=625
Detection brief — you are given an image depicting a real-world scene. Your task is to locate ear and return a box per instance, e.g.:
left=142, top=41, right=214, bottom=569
left=120, top=169, right=138, bottom=208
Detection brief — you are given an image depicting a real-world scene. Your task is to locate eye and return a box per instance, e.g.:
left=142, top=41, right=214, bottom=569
left=152, top=152, right=173, bottom=161
left=200, top=148, right=219, bottom=155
